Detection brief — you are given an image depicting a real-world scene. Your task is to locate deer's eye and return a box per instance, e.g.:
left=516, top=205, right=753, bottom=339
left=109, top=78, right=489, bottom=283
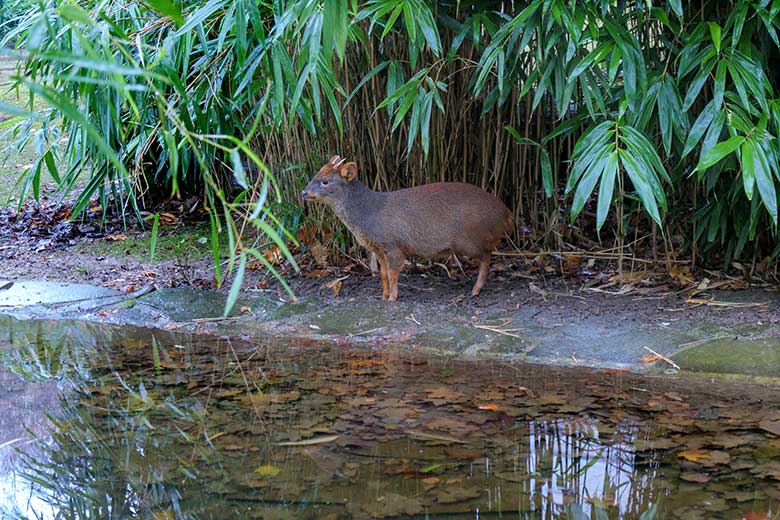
left=320, top=179, right=329, bottom=186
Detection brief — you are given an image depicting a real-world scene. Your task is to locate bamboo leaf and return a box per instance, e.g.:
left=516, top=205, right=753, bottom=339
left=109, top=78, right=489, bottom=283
left=683, top=59, right=716, bottom=111
left=683, top=99, right=718, bottom=158
left=708, top=22, right=722, bottom=53
left=740, top=140, right=756, bottom=200
left=669, top=0, right=683, bottom=17
left=596, top=151, right=619, bottom=231
left=540, top=148, right=554, bottom=198
left=621, top=151, right=662, bottom=225
left=224, top=252, right=247, bottom=317
left=230, top=149, right=248, bottom=190
left=697, top=135, right=744, bottom=170
left=752, top=142, right=778, bottom=223
left=150, top=213, right=160, bottom=260
left=146, top=0, right=185, bottom=26
left=571, top=146, right=612, bottom=220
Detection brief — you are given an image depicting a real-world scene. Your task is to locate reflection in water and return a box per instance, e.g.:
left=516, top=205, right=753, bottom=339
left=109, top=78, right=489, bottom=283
left=0, top=315, right=778, bottom=519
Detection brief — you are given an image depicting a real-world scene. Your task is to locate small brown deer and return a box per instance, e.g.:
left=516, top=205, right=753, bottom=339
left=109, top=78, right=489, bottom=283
left=302, top=155, right=513, bottom=301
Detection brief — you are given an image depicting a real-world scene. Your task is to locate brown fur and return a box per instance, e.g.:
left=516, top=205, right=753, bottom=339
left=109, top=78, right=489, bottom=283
left=302, top=155, right=513, bottom=301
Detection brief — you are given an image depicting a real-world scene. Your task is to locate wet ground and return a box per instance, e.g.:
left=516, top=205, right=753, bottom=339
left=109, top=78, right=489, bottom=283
left=2, top=278, right=780, bottom=377
left=1, top=315, right=780, bottom=519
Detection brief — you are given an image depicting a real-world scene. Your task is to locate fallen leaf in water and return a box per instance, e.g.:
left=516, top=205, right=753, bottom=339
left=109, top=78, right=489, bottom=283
left=750, top=462, right=780, bottom=480
left=105, top=234, right=126, bottom=241
left=435, top=486, right=481, bottom=504
left=634, top=437, right=678, bottom=451
left=680, top=472, right=710, bottom=483
left=254, top=465, right=281, bottom=477
left=422, top=477, right=440, bottom=486
left=424, top=386, right=466, bottom=405
left=495, top=470, right=530, bottom=482
left=241, top=391, right=301, bottom=407
left=678, top=448, right=712, bottom=462
left=711, top=433, right=753, bottom=449
left=239, top=306, right=251, bottom=313
left=759, top=415, right=780, bottom=437
left=640, top=353, right=662, bottom=363
left=344, top=359, right=386, bottom=369
left=362, top=492, right=423, bottom=518
left=277, top=434, right=339, bottom=446
left=477, top=404, right=499, bottom=411
left=677, top=448, right=730, bottom=466
left=743, top=512, right=773, bottom=520
left=408, top=430, right=469, bottom=444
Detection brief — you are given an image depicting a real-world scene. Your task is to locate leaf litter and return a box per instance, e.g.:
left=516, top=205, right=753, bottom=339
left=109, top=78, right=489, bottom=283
left=9, top=320, right=780, bottom=519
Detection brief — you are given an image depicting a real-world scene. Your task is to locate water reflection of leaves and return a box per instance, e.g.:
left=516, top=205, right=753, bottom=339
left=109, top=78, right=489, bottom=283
left=3, top=318, right=780, bottom=519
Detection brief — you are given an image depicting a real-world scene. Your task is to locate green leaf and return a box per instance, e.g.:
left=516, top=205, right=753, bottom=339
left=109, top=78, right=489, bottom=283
left=657, top=79, right=673, bottom=154
left=596, top=152, right=619, bottom=231
left=740, top=140, right=756, bottom=200
left=752, top=143, right=778, bottom=223
left=150, top=213, right=160, bottom=261
left=175, top=0, right=224, bottom=36
left=540, top=148, right=554, bottom=198
left=413, top=0, right=442, bottom=56
left=570, top=43, right=611, bottom=79
left=713, top=59, right=727, bottom=109
left=697, top=135, right=744, bottom=170
left=566, top=122, right=614, bottom=195
left=381, top=4, right=403, bottom=38
left=571, top=147, right=612, bottom=220
left=42, top=150, right=60, bottom=184
left=621, top=151, right=662, bottom=225
left=346, top=61, right=390, bottom=104
left=683, top=60, right=716, bottom=112
left=708, top=22, right=722, bottom=53
left=732, top=4, right=748, bottom=46
left=57, top=4, right=95, bottom=26
left=682, top=99, right=718, bottom=158
left=146, top=0, right=185, bottom=26
left=224, top=252, right=247, bottom=317
left=420, top=91, right=433, bottom=156
left=230, top=149, right=248, bottom=190
left=210, top=213, right=222, bottom=287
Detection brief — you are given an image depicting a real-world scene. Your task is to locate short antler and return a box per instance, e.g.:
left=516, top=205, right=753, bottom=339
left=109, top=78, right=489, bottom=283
left=329, top=155, right=346, bottom=168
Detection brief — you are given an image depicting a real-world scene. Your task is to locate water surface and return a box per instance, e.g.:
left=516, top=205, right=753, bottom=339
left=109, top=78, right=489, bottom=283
left=0, top=315, right=779, bottom=519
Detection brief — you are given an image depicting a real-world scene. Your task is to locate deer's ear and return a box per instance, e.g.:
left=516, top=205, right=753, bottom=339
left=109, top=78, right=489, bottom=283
left=339, top=162, right=358, bottom=182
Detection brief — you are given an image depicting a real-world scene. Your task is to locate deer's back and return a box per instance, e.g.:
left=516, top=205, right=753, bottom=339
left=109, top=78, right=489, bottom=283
left=373, top=182, right=512, bottom=258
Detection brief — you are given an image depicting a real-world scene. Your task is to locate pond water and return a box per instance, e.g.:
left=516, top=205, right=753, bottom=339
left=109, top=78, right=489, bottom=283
left=0, top=315, right=779, bottom=519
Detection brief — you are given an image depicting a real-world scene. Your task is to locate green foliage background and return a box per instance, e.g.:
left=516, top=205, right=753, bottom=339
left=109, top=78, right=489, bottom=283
left=5, top=0, right=780, bottom=288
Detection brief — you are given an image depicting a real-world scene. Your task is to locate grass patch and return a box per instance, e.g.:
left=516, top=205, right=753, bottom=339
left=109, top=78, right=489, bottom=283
left=73, top=223, right=219, bottom=263
left=0, top=56, right=60, bottom=207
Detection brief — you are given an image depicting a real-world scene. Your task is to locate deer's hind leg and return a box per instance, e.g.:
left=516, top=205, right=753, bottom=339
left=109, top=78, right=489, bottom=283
left=376, top=252, right=390, bottom=300
left=386, top=249, right=406, bottom=302
left=471, top=255, right=490, bottom=297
